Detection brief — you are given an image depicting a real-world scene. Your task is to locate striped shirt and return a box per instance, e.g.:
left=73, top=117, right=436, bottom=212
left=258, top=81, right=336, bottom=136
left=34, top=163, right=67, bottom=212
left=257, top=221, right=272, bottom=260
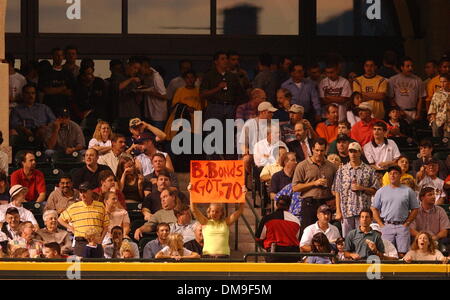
left=60, top=201, right=109, bottom=238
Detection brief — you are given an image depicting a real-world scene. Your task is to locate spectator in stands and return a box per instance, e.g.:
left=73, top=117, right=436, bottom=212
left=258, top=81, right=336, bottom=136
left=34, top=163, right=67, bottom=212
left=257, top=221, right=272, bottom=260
left=346, top=92, right=362, bottom=127
left=0, top=171, right=9, bottom=204
left=412, top=139, right=448, bottom=180
left=423, top=60, right=438, bottom=86
left=116, top=155, right=144, bottom=204
left=44, top=175, right=79, bottom=215
left=139, top=56, right=168, bottom=131
left=135, top=133, right=174, bottom=176
left=103, top=191, right=130, bottom=244
left=235, top=88, right=267, bottom=122
left=253, top=53, right=277, bottom=103
left=371, top=166, right=420, bottom=257
left=280, top=104, right=305, bottom=143
left=350, top=102, right=382, bottom=147
left=0, top=185, right=38, bottom=230
left=9, top=221, right=43, bottom=258
left=304, top=233, right=334, bottom=264
left=292, top=138, right=338, bottom=229
left=36, top=210, right=72, bottom=255
left=88, top=121, right=112, bottom=156
left=98, top=133, right=126, bottom=176
left=142, top=222, right=170, bottom=259
left=315, top=104, right=339, bottom=144
left=4, top=53, right=27, bottom=105
left=378, top=50, right=399, bottom=79
left=344, top=209, right=385, bottom=260
left=93, top=170, right=126, bottom=209
left=1, top=207, right=21, bottom=241
left=82, top=227, right=104, bottom=258
left=335, top=237, right=347, bottom=261
left=319, top=64, right=352, bottom=122
left=10, top=84, right=56, bottom=147
left=286, top=121, right=314, bottom=162
left=328, top=121, right=356, bottom=155
left=10, top=151, right=46, bottom=203
left=39, top=47, right=75, bottom=114
left=333, top=142, right=378, bottom=237
left=273, top=56, right=293, bottom=90
left=363, top=121, right=401, bottom=171
left=71, top=149, right=112, bottom=190
left=281, top=62, right=321, bottom=123
left=62, top=45, right=80, bottom=78
left=352, top=59, right=388, bottom=120
left=410, top=187, right=449, bottom=249
left=170, top=205, right=195, bottom=243
left=403, top=232, right=447, bottom=263
left=273, top=88, right=292, bottom=124
left=256, top=195, right=300, bottom=262
left=307, top=63, right=324, bottom=85
left=135, top=187, right=179, bottom=240
left=190, top=197, right=245, bottom=259
left=126, top=118, right=167, bottom=156
left=155, top=233, right=200, bottom=260
left=58, top=182, right=110, bottom=256
left=333, top=134, right=351, bottom=164
left=426, top=57, right=450, bottom=111
left=184, top=222, right=204, bottom=256
left=104, top=226, right=139, bottom=259
left=145, top=153, right=178, bottom=187
left=42, top=242, right=63, bottom=259
left=253, top=126, right=288, bottom=168
left=269, top=152, right=297, bottom=200
left=228, top=51, right=251, bottom=90
left=385, top=106, right=412, bottom=138
left=166, top=59, right=194, bottom=101
left=416, top=160, right=447, bottom=205
left=119, top=241, right=137, bottom=259
left=44, top=107, right=86, bottom=158
left=300, top=205, right=341, bottom=252
left=381, top=155, right=414, bottom=187
left=388, top=57, right=426, bottom=123
left=428, top=74, right=450, bottom=137
left=327, top=154, right=342, bottom=168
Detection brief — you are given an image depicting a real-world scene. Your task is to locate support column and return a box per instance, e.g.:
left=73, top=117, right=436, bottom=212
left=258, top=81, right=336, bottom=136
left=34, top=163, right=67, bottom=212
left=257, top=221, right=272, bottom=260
left=0, top=0, right=11, bottom=164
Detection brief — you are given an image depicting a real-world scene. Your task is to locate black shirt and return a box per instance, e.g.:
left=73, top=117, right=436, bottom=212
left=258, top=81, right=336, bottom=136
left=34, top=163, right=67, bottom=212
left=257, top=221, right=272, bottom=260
left=184, top=239, right=203, bottom=255
left=39, top=68, right=75, bottom=114
left=200, top=69, right=246, bottom=105
left=72, top=164, right=113, bottom=190
left=270, top=170, right=292, bottom=195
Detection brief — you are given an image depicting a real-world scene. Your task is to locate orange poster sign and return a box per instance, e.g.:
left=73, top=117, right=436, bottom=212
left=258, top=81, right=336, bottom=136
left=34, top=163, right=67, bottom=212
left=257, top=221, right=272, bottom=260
left=190, top=160, right=245, bottom=203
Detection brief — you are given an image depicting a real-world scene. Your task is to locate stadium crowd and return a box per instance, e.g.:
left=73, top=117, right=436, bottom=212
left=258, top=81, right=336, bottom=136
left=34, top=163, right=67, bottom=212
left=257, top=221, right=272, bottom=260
left=0, top=46, right=449, bottom=263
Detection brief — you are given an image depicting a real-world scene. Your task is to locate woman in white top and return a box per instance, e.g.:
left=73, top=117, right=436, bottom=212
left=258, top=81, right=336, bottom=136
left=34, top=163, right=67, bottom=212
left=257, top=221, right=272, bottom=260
left=403, top=232, right=448, bottom=263
left=88, top=121, right=113, bottom=155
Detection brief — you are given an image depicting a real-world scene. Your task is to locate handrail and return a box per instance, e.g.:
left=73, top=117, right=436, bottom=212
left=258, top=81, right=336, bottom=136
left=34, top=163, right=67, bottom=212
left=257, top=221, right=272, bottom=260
left=244, top=252, right=336, bottom=262
left=0, top=258, right=245, bottom=263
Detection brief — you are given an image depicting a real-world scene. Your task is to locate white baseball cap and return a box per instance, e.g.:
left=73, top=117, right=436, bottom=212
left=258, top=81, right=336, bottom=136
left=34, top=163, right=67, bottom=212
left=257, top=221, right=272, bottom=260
left=258, top=102, right=277, bottom=112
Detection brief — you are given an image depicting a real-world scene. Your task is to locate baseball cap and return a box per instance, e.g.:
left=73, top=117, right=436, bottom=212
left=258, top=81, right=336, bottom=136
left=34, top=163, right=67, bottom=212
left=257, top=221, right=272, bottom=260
left=348, top=142, right=362, bottom=152
left=317, top=204, right=332, bottom=214
left=387, top=165, right=402, bottom=173
left=358, top=102, right=372, bottom=111
left=9, top=185, right=28, bottom=199
left=55, top=107, right=70, bottom=118
left=78, top=182, right=92, bottom=193
left=336, top=134, right=350, bottom=143
left=289, top=104, right=305, bottom=114
left=258, top=102, right=277, bottom=112
left=129, top=118, right=143, bottom=128
left=135, top=132, right=155, bottom=144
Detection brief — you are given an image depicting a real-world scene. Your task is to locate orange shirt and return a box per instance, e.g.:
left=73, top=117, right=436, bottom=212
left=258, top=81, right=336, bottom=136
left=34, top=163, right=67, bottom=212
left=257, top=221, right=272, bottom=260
left=426, top=75, right=441, bottom=102
left=315, top=121, right=338, bottom=143
left=350, top=118, right=382, bottom=147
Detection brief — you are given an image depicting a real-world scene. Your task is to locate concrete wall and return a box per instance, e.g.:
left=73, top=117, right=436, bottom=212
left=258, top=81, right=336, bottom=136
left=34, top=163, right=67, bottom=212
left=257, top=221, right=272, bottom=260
left=0, top=0, right=10, bottom=162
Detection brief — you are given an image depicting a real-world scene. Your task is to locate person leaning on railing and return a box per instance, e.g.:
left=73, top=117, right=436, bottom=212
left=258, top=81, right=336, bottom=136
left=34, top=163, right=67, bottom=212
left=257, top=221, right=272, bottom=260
left=188, top=184, right=245, bottom=259
left=403, top=231, right=448, bottom=264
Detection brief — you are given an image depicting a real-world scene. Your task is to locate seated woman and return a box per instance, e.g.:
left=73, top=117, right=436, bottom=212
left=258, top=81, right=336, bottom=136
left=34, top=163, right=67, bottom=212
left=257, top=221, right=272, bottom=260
left=403, top=232, right=448, bottom=263
left=36, top=210, right=72, bottom=255
left=304, top=232, right=335, bottom=264
left=116, top=156, right=144, bottom=204
left=189, top=187, right=245, bottom=259
left=102, top=192, right=131, bottom=244
left=88, top=120, right=113, bottom=156
left=382, top=155, right=414, bottom=186
left=93, top=170, right=126, bottom=209
left=155, top=233, right=200, bottom=260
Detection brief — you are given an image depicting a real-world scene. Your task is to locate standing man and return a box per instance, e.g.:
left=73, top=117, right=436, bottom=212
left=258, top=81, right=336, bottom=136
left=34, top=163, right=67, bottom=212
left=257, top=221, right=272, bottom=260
left=426, top=57, right=450, bottom=111
left=58, top=182, right=110, bottom=257
left=63, top=45, right=80, bottom=78
left=253, top=53, right=277, bottom=103
left=333, top=142, right=379, bottom=237
left=4, top=53, right=27, bottom=105
left=371, top=166, right=420, bottom=257
left=292, top=138, right=338, bottom=229
left=388, top=57, right=426, bottom=123
left=352, top=59, right=388, bottom=120
left=227, top=50, right=251, bottom=91
left=428, top=74, right=450, bottom=137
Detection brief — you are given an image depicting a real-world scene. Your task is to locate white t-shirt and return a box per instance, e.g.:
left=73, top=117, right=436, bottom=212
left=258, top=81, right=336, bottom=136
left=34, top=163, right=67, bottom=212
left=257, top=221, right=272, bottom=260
left=363, top=139, right=401, bottom=167
left=9, top=72, right=27, bottom=103
left=319, top=77, right=352, bottom=121
left=237, top=118, right=280, bottom=155
left=144, top=68, right=167, bottom=122
left=88, top=138, right=112, bottom=150
left=403, top=249, right=445, bottom=261
left=300, top=222, right=341, bottom=247
left=159, top=245, right=193, bottom=257
left=253, top=139, right=288, bottom=168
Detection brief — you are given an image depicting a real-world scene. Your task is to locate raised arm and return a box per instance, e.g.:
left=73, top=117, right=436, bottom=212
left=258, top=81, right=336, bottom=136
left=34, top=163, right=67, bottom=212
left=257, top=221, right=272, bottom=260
left=226, top=202, right=245, bottom=226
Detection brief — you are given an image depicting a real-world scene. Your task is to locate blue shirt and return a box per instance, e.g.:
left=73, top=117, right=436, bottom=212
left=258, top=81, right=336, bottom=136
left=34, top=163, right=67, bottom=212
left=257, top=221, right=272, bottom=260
left=143, top=239, right=164, bottom=259
left=281, top=78, right=321, bottom=116
left=10, top=103, right=55, bottom=130
left=275, top=183, right=302, bottom=219
left=372, top=185, right=420, bottom=222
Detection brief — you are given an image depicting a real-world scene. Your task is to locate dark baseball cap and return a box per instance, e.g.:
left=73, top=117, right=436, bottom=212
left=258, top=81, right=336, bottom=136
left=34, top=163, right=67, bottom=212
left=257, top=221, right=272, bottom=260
left=55, top=107, right=70, bottom=118
left=387, top=165, right=402, bottom=173
left=317, top=204, right=332, bottom=214
left=78, top=182, right=92, bottom=193
left=336, top=134, right=350, bottom=143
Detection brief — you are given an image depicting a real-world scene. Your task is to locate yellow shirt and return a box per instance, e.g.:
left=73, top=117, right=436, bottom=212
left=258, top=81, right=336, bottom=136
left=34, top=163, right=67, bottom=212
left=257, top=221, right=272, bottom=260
left=426, top=75, right=441, bottom=102
left=353, top=75, right=388, bottom=120
left=202, top=219, right=230, bottom=256
left=382, top=172, right=414, bottom=187
left=172, top=87, right=204, bottom=111
left=60, top=201, right=109, bottom=238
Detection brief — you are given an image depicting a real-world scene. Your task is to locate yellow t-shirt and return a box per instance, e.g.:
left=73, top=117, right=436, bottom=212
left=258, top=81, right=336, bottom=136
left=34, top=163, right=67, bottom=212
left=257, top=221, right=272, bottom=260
left=172, top=87, right=204, bottom=111
left=202, top=219, right=230, bottom=256
left=353, top=75, right=388, bottom=120
left=426, top=75, right=441, bottom=102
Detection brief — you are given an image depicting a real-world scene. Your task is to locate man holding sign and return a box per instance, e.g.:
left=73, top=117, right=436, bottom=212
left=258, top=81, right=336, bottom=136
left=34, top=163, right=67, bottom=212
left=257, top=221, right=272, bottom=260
left=189, top=160, right=246, bottom=258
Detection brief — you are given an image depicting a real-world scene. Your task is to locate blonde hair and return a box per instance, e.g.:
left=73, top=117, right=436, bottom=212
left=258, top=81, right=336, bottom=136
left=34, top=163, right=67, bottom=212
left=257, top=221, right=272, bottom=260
left=119, top=241, right=135, bottom=258
left=206, top=203, right=225, bottom=221
left=327, top=154, right=342, bottom=166
left=410, top=232, right=437, bottom=254
left=84, top=227, right=100, bottom=242
left=166, top=233, right=184, bottom=256
left=93, top=121, right=112, bottom=141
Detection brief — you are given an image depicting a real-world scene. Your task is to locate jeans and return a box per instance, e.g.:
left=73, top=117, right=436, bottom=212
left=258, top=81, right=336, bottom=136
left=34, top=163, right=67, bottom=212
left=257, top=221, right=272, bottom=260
left=381, top=224, right=410, bottom=254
